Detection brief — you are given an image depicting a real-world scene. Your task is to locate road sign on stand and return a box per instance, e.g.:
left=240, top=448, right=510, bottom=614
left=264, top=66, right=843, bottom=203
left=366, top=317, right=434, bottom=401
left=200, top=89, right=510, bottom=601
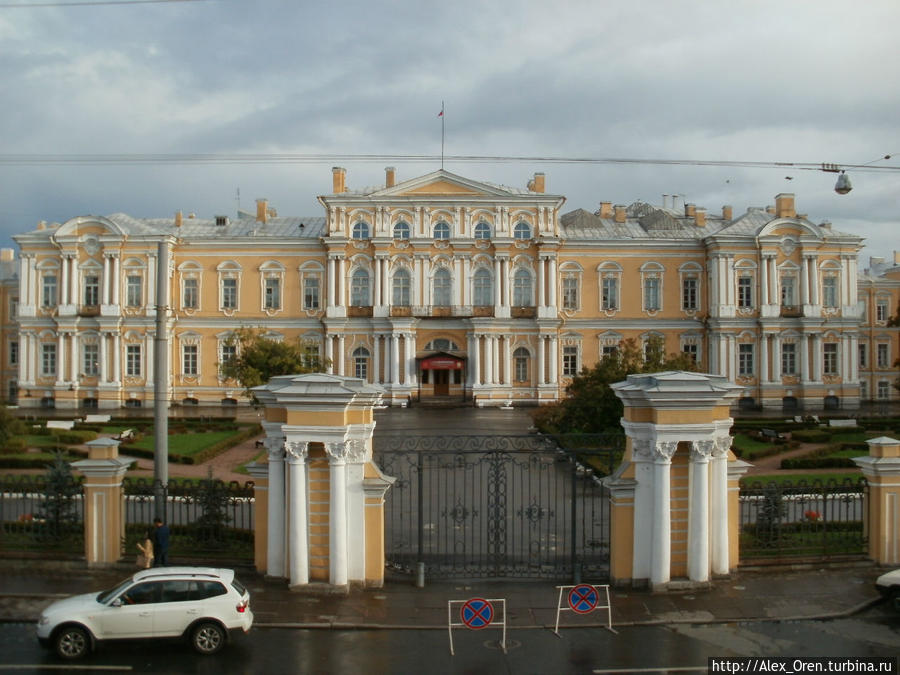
left=448, top=597, right=507, bottom=655
left=554, top=584, right=616, bottom=635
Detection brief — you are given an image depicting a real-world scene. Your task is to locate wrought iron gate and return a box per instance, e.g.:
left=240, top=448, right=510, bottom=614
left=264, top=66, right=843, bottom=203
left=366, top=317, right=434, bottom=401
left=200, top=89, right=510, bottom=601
left=374, top=434, right=621, bottom=581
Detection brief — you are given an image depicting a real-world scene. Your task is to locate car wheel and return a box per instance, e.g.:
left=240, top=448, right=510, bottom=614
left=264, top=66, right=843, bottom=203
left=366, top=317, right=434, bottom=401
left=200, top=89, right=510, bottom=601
left=191, top=622, right=225, bottom=655
left=54, top=625, right=90, bottom=660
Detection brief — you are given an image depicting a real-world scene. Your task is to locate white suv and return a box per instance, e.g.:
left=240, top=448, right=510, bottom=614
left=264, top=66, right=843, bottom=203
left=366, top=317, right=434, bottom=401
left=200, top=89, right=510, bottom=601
left=37, top=567, right=254, bottom=659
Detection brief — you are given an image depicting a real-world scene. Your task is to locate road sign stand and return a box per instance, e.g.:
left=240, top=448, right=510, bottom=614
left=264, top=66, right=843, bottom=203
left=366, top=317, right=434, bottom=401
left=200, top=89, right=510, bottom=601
left=447, top=597, right=507, bottom=656
left=554, top=584, right=617, bottom=635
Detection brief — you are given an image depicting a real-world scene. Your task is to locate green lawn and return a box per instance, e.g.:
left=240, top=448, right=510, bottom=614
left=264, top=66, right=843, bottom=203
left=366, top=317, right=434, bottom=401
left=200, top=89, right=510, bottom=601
left=732, top=433, right=779, bottom=460
left=130, top=430, right=238, bottom=458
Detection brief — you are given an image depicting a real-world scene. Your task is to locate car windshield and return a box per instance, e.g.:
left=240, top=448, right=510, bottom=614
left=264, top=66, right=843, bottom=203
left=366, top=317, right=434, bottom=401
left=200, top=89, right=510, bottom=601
left=96, top=577, right=134, bottom=604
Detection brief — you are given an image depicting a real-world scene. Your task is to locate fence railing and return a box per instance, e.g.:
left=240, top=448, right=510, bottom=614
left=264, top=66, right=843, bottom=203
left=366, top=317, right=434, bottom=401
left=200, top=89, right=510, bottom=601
left=739, top=478, right=868, bottom=561
left=0, top=473, right=85, bottom=554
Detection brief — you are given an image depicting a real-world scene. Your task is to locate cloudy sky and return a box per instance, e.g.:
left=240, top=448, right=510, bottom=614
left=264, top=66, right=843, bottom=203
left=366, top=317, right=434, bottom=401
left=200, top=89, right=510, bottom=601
left=0, top=0, right=897, bottom=265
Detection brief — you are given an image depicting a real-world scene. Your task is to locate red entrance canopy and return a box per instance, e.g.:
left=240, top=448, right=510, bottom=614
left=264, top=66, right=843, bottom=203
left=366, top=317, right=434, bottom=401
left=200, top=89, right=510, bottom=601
left=419, top=356, right=464, bottom=370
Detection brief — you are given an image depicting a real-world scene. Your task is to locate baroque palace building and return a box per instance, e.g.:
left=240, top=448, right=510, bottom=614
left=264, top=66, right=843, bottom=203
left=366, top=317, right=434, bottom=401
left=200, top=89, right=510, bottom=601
left=3, top=167, right=900, bottom=411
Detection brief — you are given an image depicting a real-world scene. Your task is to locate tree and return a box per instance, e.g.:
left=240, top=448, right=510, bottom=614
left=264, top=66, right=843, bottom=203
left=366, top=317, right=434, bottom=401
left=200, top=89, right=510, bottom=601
left=218, top=327, right=328, bottom=400
left=531, top=336, right=699, bottom=434
left=0, top=406, right=24, bottom=447
left=36, top=452, right=81, bottom=541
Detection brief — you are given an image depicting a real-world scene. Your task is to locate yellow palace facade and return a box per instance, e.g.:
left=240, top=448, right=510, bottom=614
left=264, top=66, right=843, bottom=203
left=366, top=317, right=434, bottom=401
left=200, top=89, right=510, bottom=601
left=5, top=167, right=899, bottom=412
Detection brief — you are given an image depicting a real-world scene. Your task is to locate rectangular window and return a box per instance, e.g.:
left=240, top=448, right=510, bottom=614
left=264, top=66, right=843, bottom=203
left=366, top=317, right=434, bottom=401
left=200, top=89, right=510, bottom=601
left=562, top=346, right=578, bottom=376
left=84, top=275, right=99, bottom=306
left=877, top=343, right=890, bottom=368
left=392, top=273, right=411, bottom=307
left=681, top=277, right=698, bottom=311
left=822, top=276, right=838, bottom=308
left=780, top=276, right=795, bottom=306
left=781, top=343, right=796, bottom=375
left=264, top=278, right=280, bottom=310
left=220, top=343, right=236, bottom=366
left=183, top=345, right=198, bottom=376
left=303, top=344, right=320, bottom=369
left=183, top=278, right=198, bottom=309
left=354, top=355, right=368, bottom=380
left=601, top=277, right=618, bottom=311
left=876, top=300, right=888, bottom=322
left=515, top=355, right=528, bottom=382
left=126, top=345, right=141, bottom=377
left=738, top=344, right=754, bottom=376
left=83, top=343, right=99, bottom=376
left=858, top=343, right=868, bottom=368
left=562, top=276, right=578, bottom=311
left=823, top=343, right=838, bottom=375
left=41, top=344, right=56, bottom=376
left=643, top=277, right=660, bottom=311
left=126, top=275, right=142, bottom=307
left=10, top=341, right=19, bottom=366
left=738, top=276, right=753, bottom=308
left=222, top=278, right=237, bottom=309
left=682, top=343, right=698, bottom=364
left=42, top=274, right=57, bottom=307
left=859, top=380, right=868, bottom=400
left=303, top=276, right=320, bottom=310
left=602, top=345, right=618, bottom=360
left=878, top=381, right=890, bottom=400
left=472, top=272, right=491, bottom=306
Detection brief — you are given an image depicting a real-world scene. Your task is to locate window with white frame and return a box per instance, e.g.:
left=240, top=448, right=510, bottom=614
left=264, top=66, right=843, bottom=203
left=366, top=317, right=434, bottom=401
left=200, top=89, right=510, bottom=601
left=562, top=273, right=579, bottom=311
left=513, top=221, right=531, bottom=240
left=859, top=380, right=868, bottom=400
left=643, top=276, right=660, bottom=311
left=302, top=342, right=320, bottom=369
left=562, top=345, right=579, bottom=376
left=433, top=221, right=450, bottom=240
left=303, top=274, right=320, bottom=310
left=513, top=268, right=533, bottom=306
left=823, top=343, right=838, bottom=375
left=393, top=221, right=410, bottom=240
left=877, top=342, right=890, bottom=368
left=264, top=277, right=281, bottom=310
left=643, top=336, right=664, bottom=363
left=738, top=276, right=753, bottom=308
left=602, top=277, right=618, bottom=310
left=9, top=340, right=18, bottom=366
left=222, top=278, right=237, bottom=309
left=353, top=346, right=369, bottom=380
left=41, top=343, right=56, bottom=376
left=83, top=343, right=99, bottom=376
left=681, top=336, right=699, bottom=364
left=433, top=268, right=451, bottom=306
left=514, top=347, right=529, bottom=382
left=859, top=343, right=868, bottom=368
left=602, top=345, right=618, bottom=360
left=83, top=275, right=99, bottom=306
left=473, top=268, right=492, bottom=306
left=780, top=275, right=796, bottom=306
left=781, top=342, right=797, bottom=375
left=392, top=268, right=411, bottom=306
left=351, top=268, right=370, bottom=306
left=738, top=343, right=754, bottom=376
left=126, top=344, right=141, bottom=377
left=183, top=344, right=198, bottom=376
left=876, top=298, right=889, bottom=323
left=822, top=276, right=838, bottom=308
left=682, top=276, right=698, bottom=311
left=126, top=275, right=142, bottom=307
left=474, top=221, right=491, bottom=240
left=352, top=221, right=370, bottom=239
left=41, top=274, right=57, bottom=308
left=220, top=342, right=236, bottom=370
left=183, top=278, right=198, bottom=309
left=878, top=380, right=890, bottom=400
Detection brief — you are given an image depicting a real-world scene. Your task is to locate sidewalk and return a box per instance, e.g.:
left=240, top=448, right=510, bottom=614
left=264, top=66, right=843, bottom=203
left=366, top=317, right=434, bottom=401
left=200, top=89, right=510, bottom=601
left=0, top=559, right=886, bottom=629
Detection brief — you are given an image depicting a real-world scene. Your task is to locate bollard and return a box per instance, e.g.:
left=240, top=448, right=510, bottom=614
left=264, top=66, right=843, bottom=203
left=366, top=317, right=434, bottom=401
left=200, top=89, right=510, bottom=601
left=416, top=562, right=426, bottom=588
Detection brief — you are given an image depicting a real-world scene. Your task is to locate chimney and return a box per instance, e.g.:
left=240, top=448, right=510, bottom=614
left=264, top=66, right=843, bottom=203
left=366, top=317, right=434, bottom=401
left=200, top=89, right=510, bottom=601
left=694, top=207, right=707, bottom=227
left=662, top=194, right=670, bottom=209
left=722, top=205, right=733, bottom=220
left=895, top=251, right=900, bottom=265
left=870, top=256, right=885, bottom=268
left=598, top=201, right=613, bottom=218
left=613, top=205, right=627, bottom=223
left=0, top=248, right=13, bottom=262
left=385, top=166, right=396, bottom=188
left=256, top=198, right=268, bottom=224
left=775, top=193, right=796, bottom=218
left=175, top=211, right=183, bottom=228
left=332, top=167, right=346, bottom=193
left=684, top=203, right=696, bottom=217
left=531, top=172, right=545, bottom=193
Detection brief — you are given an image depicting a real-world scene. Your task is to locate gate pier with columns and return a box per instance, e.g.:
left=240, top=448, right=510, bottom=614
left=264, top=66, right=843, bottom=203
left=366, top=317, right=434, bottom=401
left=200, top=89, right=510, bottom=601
left=607, top=371, right=747, bottom=590
left=250, top=373, right=394, bottom=589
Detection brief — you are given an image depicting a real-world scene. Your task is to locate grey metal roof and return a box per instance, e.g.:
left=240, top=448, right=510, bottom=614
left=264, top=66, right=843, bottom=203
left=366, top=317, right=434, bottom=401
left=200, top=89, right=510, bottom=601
left=559, top=207, right=730, bottom=241
left=106, top=214, right=327, bottom=240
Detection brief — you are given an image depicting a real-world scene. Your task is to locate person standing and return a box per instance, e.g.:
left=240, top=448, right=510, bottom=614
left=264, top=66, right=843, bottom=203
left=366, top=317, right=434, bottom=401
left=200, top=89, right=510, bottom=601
left=152, top=517, right=170, bottom=566
left=136, top=529, right=154, bottom=569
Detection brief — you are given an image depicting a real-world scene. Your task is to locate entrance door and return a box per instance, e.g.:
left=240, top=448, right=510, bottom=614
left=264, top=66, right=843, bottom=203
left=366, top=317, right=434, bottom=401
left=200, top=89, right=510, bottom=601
left=434, top=370, right=449, bottom=395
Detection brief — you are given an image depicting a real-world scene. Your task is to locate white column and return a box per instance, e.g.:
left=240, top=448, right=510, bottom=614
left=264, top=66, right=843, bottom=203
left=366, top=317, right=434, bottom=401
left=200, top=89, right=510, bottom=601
left=326, top=445, right=348, bottom=586
left=810, top=257, right=820, bottom=305
left=414, top=256, right=423, bottom=306
left=709, top=255, right=720, bottom=311
left=484, top=336, right=493, bottom=385
left=769, top=257, right=778, bottom=304
left=719, top=336, right=728, bottom=379
left=651, top=441, right=676, bottom=587
left=102, top=255, right=111, bottom=305
left=145, top=333, right=154, bottom=385
left=760, top=333, right=770, bottom=383
left=726, top=256, right=735, bottom=306
left=286, top=441, right=309, bottom=587
left=99, top=334, right=108, bottom=383
left=772, top=336, right=781, bottom=380
left=452, top=258, right=461, bottom=306
left=709, top=334, right=719, bottom=374
left=337, top=257, right=346, bottom=307
left=113, top=333, right=121, bottom=383
left=266, top=441, right=286, bottom=578
left=728, top=335, right=736, bottom=382
left=61, top=255, right=70, bottom=306
left=537, top=257, right=545, bottom=308
left=813, top=334, right=823, bottom=382
left=406, top=332, right=417, bottom=386
left=502, top=336, right=511, bottom=386
left=70, top=259, right=79, bottom=305
left=111, top=255, right=120, bottom=306
left=801, top=256, right=810, bottom=305
left=19, top=256, right=29, bottom=307
left=324, top=335, right=334, bottom=374
left=840, top=256, right=850, bottom=306
left=688, top=441, right=712, bottom=583
left=374, top=257, right=382, bottom=308
left=390, top=333, right=400, bottom=386
left=849, top=259, right=859, bottom=305
left=147, top=254, right=156, bottom=309
left=56, top=333, right=65, bottom=385
left=850, top=334, right=859, bottom=381
left=373, top=334, right=381, bottom=384
left=493, top=258, right=502, bottom=311
left=536, top=336, right=545, bottom=386
left=800, top=334, right=810, bottom=383
left=472, top=334, right=481, bottom=386
left=710, top=437, right=730, bottom=575
left=338, top=335, right=346, bottom=376
left=549, top=336, right=558, bottom=384
left=491, top=336, right=500, bottom=385
left=502, top=259, right=511, bottom=308
left=548, top=257, right=557, bottom=307
left=759, top=255, right=769, bottom=308
left=462, top=257, right=470, bottom=306
left=327, top=258, right=336, bottom=308
left=69, top=333, right=77, bottom=382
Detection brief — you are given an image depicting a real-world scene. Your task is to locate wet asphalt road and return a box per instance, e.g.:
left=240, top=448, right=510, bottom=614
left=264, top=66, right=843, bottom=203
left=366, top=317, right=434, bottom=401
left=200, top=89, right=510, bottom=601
left=373, top=406, right=536, bottom=436
left=4, top=604, right=897, bottom=674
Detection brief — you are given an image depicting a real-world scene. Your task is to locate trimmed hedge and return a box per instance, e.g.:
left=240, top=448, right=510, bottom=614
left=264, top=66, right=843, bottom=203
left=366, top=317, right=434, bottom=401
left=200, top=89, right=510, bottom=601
left=49, top=429, right=99, bottom=444
left=781, top=456, right=858, bottom=469
left=789, top=429, right=833, bottom=443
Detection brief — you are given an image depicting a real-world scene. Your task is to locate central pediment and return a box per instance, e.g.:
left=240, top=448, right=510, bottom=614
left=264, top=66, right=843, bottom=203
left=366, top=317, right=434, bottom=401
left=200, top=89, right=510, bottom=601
left=400, top=179, right=484, bottom=195
left=365, top=169, right=526, bottom=199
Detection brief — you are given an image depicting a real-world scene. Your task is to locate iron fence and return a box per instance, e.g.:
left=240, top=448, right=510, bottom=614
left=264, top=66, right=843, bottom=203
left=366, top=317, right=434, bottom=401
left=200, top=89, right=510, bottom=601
left=374, top=434, right=622, bottom=582
left=739, top=477, right=868, bottom=561
left=0, top=473, right=85, bottom=553
left=123, top=478, right=256, bottom=563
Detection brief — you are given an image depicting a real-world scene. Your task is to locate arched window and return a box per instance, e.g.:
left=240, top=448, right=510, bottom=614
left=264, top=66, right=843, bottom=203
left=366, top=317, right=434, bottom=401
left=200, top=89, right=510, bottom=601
left=474, top=221, right=491, bottom=240
left=392, top=268, right=410, bottom=306
left=352, top=221, right=370, bottom=239
left=433, top=221, right=450, bottom=240
left=433, top=267, right=451, bottom=306
left=393, top=221, right=410, bottom=240
left=513, top=268, right=533, bottom=306
left=351, top=268, right=371, bottom=306
left=513, top=221, right=531, bottom=240
left=353, top=346, right=370, bottom=380
left=513, top=347, right=530, bottom=382
left=425, top=338, right=458, bottom=351
left=473, top=267, right=493, bottom=306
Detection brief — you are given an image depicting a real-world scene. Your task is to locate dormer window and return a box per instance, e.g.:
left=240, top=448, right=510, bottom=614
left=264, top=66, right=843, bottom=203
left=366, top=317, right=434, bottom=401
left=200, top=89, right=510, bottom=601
left=215, top=216, right=228, bottom=227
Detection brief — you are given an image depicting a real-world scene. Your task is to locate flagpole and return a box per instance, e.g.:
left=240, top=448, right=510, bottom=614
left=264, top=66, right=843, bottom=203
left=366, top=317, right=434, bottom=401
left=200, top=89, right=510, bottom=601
left=441, top=101, right=445, bottom=169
